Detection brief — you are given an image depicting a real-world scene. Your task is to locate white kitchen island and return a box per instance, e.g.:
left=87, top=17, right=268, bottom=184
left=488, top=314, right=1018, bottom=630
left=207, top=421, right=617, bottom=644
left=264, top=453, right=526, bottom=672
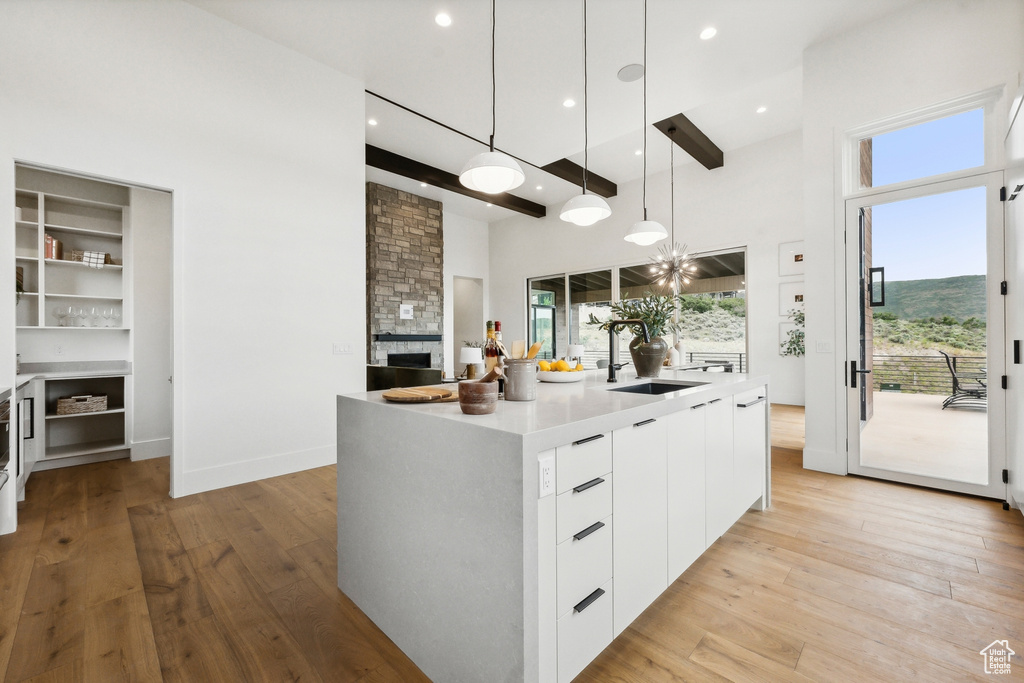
left=336, top=369, right=769, bottom=683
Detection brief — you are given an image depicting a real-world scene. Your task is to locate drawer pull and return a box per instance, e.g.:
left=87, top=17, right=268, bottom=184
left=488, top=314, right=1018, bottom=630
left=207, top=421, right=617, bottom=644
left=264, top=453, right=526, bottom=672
left=708, top=398, right=722, bottom=405
left=737, top=396, right=766, bottom=408
left=573, top=587, right=606, bottom=614
left=633, top=418, right=657, bottom=428
left=573, top=521, right=605, bottom=541
left=690, top=403, right=706, bottom=410
left=573, top=434, right=605, bottom=446
left=572, top=477, right=605, bottom=494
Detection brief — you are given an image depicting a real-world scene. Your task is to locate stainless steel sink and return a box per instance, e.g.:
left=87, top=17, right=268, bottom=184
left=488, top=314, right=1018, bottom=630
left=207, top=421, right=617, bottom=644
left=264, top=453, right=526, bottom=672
left=607, top=380, right=708, bottom=395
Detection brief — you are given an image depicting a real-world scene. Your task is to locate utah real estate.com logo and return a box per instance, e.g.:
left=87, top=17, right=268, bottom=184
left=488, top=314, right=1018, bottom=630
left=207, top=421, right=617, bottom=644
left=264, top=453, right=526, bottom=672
left=980, top=640, right=1014, bottom=675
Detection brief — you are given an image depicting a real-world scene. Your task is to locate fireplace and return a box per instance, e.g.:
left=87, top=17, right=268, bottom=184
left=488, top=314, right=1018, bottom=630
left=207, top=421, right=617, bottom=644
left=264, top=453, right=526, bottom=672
left=388, top=352, right=431, bottom=369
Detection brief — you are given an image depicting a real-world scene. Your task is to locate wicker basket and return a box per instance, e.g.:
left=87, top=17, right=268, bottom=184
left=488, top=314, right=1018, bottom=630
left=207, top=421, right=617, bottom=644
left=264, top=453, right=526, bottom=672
left=56, top=394, right=108, bottom=415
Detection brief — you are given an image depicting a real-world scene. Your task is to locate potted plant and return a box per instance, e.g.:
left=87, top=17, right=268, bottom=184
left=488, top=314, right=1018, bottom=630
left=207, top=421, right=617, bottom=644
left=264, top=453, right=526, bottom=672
left=588, top=292, right=676, bottom=378
left=780, top=308, right=805, bottom=356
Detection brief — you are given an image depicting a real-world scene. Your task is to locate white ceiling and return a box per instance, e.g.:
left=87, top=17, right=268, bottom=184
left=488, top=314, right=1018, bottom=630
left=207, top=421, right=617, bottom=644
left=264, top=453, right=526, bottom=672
left=187, top=0, right=918, bottom=220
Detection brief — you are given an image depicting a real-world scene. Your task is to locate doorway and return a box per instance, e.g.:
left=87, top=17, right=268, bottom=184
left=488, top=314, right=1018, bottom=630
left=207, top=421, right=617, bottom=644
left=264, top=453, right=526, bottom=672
left=453, top=276, right=484, bottom=362
left=845, top=173, right=1005, bottom=497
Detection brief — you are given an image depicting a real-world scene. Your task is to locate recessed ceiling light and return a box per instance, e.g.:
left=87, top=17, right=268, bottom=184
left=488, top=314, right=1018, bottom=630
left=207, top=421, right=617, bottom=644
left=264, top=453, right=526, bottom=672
left=635, top=149, right=643, bottom=156
left=536, top=185, right=543, bottom=190
left=420, top=183, right=428, bottom=187
left=756, top=106, right=767, bottom=114
left=486, top=203, right=493, bottom=207
left=563, top=98, right=576, bottom=108
left=435, top=13, right=452, bottom=27
left=367, top=118, right=378, bottom=126
left=700, top=27, right=717, bottom=40
left=617, top=63, right=645, bottom=82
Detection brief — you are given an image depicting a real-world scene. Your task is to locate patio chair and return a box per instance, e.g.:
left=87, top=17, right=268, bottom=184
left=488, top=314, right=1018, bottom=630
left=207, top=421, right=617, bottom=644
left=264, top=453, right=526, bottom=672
left=939, top=351, right=986, bottom=410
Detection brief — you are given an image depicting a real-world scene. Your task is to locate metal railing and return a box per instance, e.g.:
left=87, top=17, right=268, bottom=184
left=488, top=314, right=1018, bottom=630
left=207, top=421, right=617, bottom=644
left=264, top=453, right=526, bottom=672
left=686, top=352, right=746, bottom=373
left=871, top=354, right=986, bottom=395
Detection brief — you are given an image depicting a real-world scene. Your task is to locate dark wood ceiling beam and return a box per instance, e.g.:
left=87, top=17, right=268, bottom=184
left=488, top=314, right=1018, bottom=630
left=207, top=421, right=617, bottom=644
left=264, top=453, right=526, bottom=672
left=540, top=159, right=617, bottom=198
left=653, top=113, right=724, bottom=170
left=365, top=144, right=546, bottom=219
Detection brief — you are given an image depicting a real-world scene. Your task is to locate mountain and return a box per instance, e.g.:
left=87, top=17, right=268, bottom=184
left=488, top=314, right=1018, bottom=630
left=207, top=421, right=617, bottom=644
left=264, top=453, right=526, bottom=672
left=875, top=274, right=986, bottom=322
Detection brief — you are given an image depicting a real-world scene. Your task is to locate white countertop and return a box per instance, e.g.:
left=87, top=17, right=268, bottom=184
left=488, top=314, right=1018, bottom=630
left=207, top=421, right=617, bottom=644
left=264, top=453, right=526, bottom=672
left=340, top=368, right=769, bottom=451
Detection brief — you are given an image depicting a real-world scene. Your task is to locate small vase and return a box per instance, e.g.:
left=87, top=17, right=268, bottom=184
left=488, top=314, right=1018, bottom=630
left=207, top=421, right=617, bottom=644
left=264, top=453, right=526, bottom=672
left=629, top=336, right=669, bottom=378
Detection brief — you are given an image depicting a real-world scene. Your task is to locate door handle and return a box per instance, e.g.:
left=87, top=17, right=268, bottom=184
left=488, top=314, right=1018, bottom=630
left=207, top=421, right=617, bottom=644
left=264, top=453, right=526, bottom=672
left=850, top=360, right=871, bottom=388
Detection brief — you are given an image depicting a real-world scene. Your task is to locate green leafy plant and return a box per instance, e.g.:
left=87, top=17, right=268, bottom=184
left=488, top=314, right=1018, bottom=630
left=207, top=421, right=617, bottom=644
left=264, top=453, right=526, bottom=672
left=587, top=292, right=677, bottom=339
left=780, top=308, right=805, bottom=357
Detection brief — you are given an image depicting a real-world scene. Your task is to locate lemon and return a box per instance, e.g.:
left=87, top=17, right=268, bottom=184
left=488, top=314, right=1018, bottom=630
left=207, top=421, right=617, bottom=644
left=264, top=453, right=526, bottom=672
left=538, top=360, right=551, bottom=372
left=574, top=364, right=584, bottom=372
left=554, top=359, right=571, bottom=372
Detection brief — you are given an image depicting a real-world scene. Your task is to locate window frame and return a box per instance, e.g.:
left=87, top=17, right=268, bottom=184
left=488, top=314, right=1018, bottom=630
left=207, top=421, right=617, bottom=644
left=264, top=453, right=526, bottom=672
left=843, top=86, right=1003, bottom=199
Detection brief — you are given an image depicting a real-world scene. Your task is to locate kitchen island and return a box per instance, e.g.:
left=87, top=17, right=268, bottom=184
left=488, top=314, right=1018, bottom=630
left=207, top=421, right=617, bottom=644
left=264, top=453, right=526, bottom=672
left=336, top=369, right=769, bottom=683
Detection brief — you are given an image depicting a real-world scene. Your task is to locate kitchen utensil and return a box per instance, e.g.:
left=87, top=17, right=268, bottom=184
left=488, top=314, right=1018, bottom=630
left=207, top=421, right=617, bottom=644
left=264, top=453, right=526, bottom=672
left=458, top=380, right=498, bottom=414
left=503, top=358, right=537, bottom=401
left=526, top=341, right=544, bottom=359
left=511, top=340, right=526, bottom=359
left=382, top=387, right=453, bottom=403
left=478, top=366, right=504, bottom=383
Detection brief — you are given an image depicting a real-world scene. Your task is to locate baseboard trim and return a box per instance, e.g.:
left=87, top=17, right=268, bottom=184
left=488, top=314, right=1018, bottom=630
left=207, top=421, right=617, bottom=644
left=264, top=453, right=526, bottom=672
left=132, top=438, right=171, bottom=461
left=802, top=447, right=848, bottom=475
left=177, top=444, right=335, bottom=497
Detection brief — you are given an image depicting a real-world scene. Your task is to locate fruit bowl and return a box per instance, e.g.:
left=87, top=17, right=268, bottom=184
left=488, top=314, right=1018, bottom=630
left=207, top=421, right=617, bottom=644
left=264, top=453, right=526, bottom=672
left=537, top=370, right=585, bottom=383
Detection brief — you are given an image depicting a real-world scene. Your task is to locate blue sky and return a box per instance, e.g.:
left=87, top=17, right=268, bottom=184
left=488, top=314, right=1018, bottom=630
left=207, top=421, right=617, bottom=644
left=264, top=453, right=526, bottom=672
left=869, top=108, right=986, bottom=281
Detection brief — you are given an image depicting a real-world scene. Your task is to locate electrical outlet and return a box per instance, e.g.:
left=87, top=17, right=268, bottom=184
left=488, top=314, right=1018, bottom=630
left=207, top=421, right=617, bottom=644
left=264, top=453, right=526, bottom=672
left=54, top=344, right=64, bottom=357
left=400, top=304, right=414, bottom=320
left=815, top=341, right=832, bottom=353
left=333, top=343, right=353, bottom=355
left=538, top=453, right=555, bottom=498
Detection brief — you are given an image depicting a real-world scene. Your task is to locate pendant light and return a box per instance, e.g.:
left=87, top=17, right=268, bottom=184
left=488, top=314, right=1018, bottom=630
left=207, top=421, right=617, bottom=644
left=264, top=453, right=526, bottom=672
left=624, top=0, right=667, bottom=246
left=560, top=0, right=611, bottom=227
left=459, top=0, right=525, bottom=194
left=649, top=130, right=695, bottom=292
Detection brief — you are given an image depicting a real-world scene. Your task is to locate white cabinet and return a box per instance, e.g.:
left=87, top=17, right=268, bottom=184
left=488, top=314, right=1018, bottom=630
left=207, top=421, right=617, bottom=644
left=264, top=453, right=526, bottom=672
left=704, top=397, right=735, bottom=543
left=552, top=433, right=614, bottom=683
left=41, top=376, right=129, bottom=463
left=665, top=405, right=706, bottom=581
left=734, top=387, right=768, bottom=512
left=611, top=417, right=668, bottom=636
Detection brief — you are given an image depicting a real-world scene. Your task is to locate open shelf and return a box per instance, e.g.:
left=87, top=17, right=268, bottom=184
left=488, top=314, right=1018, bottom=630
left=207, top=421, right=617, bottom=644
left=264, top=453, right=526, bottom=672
left=46, top=407, right=125, bottom=421
left=16, top=255, right=39, bottom=263
left=45, top=258, right=122, bottom=270
left=44, top=292, right=123, bottom=301
left=44, top=223, right=121, bottom=239
left=44, top=439, right=128, bottom=459
left=17, top=326, right=128, bottom=330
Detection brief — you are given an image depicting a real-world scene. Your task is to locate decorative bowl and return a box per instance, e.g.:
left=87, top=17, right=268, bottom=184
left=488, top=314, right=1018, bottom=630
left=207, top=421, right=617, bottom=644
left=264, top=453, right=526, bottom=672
left=537, top=371, right=585, bottom=383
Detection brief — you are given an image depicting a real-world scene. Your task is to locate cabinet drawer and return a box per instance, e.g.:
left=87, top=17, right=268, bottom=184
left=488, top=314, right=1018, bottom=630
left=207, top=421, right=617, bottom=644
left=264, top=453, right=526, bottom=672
left=734, top=386, right=767, bottom=408
left=556, top=473, right=612, bottom=543
left=556, top=578, right=613, bottom=683
left=556, top=515, right=612, bottom=617
left=556, top=433, right=611, bottom=495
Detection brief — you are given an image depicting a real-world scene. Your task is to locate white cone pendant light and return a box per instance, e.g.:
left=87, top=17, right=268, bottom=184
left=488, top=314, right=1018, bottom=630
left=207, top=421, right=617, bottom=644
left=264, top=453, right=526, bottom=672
left=560, top=0, right=611, bottom=227
left=459, top=0, right=525, bottom=195
left=624, top=0, right=667, bottom=245
left=460, top=150, right=524, bottom=194
left=560, top=193, right=611, bottom=226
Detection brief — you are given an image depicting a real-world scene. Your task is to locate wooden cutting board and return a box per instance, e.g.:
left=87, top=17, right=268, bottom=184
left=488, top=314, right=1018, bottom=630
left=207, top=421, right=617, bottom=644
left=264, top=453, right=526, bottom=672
left=382, top=386, right=453, bottom=403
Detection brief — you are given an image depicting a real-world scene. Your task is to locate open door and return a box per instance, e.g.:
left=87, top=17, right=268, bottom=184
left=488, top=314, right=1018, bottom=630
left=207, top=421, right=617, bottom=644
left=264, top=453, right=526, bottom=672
left=846, top=173, right=1006, bottom=497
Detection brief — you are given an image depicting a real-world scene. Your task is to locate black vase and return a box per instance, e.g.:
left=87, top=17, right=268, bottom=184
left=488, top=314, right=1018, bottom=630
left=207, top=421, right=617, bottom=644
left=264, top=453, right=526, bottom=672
left=629, top=336, right=669, bottom=378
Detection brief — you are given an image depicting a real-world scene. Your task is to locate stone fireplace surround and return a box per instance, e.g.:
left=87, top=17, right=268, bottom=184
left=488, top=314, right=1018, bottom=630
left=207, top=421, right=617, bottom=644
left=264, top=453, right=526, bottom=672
left=366, top=182, right=444, bottom=369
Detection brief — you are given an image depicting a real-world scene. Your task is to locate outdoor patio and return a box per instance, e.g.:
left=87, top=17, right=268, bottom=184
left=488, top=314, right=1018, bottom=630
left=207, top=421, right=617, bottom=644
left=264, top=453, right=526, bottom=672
left=860, top=390, right=988, bottom=484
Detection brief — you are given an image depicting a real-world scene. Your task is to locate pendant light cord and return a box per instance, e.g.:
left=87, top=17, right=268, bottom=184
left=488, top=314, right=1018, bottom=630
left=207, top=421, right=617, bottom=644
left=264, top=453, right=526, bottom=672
left=642, top=0, right=648, bottom=221
left=670, top=138, right=674, bottom=244
left=489, top=0, right=496, bottom=152
left=582, top=0, right=589, bottom=194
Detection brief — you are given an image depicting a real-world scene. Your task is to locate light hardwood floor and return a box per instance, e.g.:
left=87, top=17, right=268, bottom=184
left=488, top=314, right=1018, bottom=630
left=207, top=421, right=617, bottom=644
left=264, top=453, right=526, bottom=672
left=1, top=405, right=1021, bottom=682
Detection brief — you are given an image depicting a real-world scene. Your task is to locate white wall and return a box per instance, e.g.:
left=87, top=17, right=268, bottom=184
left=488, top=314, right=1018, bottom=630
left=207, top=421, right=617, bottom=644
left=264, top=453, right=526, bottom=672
left=0, top=0, right=367, bottom=496
left=443, top=211, right=490, bottom=378
left=489, top=131, right=806, bottom=405
left=802, top=0, right=1024, bottom=474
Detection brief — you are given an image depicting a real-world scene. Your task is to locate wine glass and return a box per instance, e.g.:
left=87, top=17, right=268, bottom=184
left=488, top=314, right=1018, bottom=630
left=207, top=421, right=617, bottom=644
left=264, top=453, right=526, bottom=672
left=111, top=309, right=122, bottom=328
left=74, top=307, right=87, bottom=327
left=101, top=307, right=113, bottom=328
left=52, top=306, right=65, bottom=327
left=88, top=307, right=99, bottom=327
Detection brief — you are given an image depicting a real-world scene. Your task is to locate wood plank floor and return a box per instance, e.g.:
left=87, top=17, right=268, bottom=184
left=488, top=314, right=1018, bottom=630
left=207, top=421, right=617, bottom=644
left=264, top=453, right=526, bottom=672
left=0, top=406, right=1021, bottom=682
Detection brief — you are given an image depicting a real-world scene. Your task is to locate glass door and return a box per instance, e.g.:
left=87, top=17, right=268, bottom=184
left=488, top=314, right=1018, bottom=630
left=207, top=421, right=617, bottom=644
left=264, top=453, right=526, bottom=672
left=845, top=173, right=1006, bottom=497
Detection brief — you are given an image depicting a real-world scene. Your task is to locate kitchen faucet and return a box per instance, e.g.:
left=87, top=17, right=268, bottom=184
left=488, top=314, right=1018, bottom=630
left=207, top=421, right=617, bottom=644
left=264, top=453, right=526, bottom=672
left=606, top=319, right=650, bottom=382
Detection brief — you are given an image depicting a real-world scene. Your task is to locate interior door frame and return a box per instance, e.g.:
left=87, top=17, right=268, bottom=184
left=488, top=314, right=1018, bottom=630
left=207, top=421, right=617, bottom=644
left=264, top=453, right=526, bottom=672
left=845, top=170, right=1007, bottom=498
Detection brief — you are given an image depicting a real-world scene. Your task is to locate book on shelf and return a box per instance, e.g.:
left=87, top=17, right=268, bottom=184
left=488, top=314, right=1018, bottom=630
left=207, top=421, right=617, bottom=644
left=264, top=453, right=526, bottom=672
left=44, top=234, right=63, bottom=260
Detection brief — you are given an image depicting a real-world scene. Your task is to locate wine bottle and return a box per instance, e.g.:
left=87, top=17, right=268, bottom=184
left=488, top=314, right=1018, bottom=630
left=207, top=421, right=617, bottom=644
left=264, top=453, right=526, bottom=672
left=484, top=321, right=499, bottom=373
